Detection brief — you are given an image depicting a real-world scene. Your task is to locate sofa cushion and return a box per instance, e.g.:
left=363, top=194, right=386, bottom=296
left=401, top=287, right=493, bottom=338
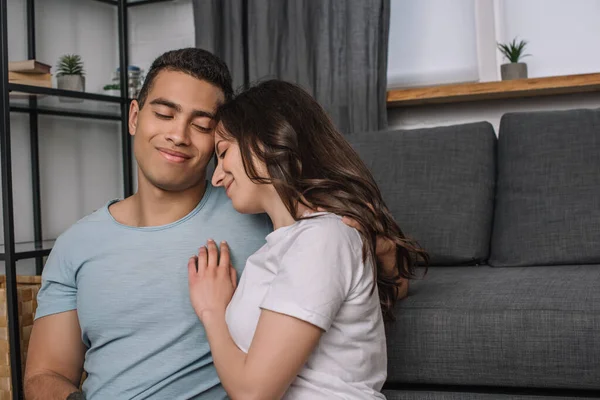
left=349, top=122, right=496, bottom=265
left=385, top=265, right=600, bottom=390
left=489, top=108, right=600, bottom=267
left=383, top=391, right=584, bottom=400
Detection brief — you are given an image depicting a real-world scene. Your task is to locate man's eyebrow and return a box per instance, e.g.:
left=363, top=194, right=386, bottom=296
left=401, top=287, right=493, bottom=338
left=148, top=98, right=215, bottom=119
left=191, top=109, right=216, bottom=120
left=149, top=98, right=182, bottom=112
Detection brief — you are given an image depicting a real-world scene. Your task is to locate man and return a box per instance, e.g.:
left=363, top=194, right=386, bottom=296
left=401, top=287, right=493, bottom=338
left=24, top=48, right=402, bottom=400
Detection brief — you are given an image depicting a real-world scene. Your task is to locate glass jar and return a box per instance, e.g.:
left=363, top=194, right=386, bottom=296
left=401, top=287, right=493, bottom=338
left=114, top=65, right=145, bottom=99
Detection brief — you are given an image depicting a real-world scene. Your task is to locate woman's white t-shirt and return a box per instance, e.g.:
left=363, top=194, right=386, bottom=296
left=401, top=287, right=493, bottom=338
left=225, top=212, right=387, bottom=399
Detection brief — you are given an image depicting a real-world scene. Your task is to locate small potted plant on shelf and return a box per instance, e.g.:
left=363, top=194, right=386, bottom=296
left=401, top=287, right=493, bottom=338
left=56, top=54, right=85, bottom=91
left=103, top=83, right=120, bottom=97
left=497, top=38, right=530, bottom=80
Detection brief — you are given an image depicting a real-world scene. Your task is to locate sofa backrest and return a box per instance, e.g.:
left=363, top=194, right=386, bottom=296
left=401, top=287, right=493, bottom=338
left=349, top=122, right=497, bottom=266
left=489, top=107, right=600, bottom=267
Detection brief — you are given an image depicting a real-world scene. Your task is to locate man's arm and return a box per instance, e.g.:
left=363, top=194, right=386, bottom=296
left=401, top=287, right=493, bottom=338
left=379, top=248, right=409, bottom=300
left=24, top=310, right=86, bottom=400
left=340, top=216, right=409, bottom=300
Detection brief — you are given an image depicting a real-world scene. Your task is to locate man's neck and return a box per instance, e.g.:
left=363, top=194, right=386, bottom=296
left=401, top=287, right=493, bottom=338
left=112, top=179, right=207, bottom=228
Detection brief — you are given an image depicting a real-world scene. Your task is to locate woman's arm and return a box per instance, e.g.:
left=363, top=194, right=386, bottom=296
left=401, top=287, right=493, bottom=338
left=202, top=309, right=322, bottom=400
left=188, top=240, right=324, bottom=400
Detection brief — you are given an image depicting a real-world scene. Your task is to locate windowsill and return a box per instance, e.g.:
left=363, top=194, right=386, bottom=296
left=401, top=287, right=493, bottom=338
left=386, top=73, right=600, bottom=108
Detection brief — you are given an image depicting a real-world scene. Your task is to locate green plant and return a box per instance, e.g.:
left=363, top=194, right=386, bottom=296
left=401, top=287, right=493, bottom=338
left=103, top=83, right=120, bottom=90
left=56, top=54, right=85, bottom=76
left=497, top=38, right=530, bottom=63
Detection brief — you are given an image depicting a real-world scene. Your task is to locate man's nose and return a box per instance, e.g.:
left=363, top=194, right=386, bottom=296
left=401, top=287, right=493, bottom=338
left=166, top=121, right=191, bottom=146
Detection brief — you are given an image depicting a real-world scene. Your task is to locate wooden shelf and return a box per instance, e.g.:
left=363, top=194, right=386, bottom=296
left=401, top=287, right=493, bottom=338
left=386, top=73, right=600, bottom=108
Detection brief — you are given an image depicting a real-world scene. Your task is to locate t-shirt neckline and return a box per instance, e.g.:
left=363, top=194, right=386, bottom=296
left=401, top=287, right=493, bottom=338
left=265, top=211, right=332, bottom=244
left=104, top=182, right=214, bottom=232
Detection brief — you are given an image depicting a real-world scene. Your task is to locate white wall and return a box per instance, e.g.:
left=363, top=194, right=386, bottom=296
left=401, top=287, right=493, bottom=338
left=388, top=0, right=600, bottom=131
left=1, top=0, right=195, bottom=274
left=128, top=1, right=195, bottom=74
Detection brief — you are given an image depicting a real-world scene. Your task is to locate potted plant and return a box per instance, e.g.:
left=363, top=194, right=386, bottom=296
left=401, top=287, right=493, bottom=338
left=102, top=83, right=121, bottom=97
left=497, top=38, right=530, bottom=80
left=56, top=54, right=85, bottom=91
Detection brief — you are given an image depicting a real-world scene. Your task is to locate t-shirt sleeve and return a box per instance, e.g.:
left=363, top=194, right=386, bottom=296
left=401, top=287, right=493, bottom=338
left=35, top=235, right=78, bottom=320
left=259, top=220, right=358, bottom=331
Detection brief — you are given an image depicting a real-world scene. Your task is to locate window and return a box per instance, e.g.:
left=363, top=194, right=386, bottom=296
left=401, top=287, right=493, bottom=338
left=387, top=0, right=600, bottom=88
left=387, top=0, right=478, bottom=88
left=497, top=0, right=600, bottom=77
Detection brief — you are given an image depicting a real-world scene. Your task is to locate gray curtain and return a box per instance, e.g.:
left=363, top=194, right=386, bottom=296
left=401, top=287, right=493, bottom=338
left=193, top=0, right=390, bottom=134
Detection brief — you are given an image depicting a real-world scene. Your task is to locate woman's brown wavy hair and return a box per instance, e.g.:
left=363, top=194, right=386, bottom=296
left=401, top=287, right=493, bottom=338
left=216, top=79, right=428, bottom=321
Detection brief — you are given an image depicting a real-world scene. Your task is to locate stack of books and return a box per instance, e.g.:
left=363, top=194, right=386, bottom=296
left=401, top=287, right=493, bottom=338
left=8, top=59, right=52, bottom=89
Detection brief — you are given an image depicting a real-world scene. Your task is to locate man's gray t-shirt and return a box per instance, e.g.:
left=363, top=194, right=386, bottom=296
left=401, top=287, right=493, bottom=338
left=35, top=184, right=272, bottom=399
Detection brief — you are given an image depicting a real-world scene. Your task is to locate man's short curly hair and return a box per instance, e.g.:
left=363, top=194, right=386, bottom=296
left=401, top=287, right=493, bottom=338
left=136, top=48, right=233, bottom=108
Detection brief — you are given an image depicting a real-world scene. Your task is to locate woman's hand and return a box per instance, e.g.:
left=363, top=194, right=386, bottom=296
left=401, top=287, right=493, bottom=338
left=188, top=239, right=237, bottom=322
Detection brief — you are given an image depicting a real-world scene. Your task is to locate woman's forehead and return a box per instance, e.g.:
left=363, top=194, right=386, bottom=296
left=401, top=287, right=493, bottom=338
left=213, top=122, right=235, bottom=141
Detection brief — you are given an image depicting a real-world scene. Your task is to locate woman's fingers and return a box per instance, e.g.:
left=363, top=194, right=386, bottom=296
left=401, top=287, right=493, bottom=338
left=197, top=240, right=233, bottom=281
left=219, top=241, right=230, bottom=269
left=188, top=256, right=198, bottom=281
left=197, top=247, right=207, bottom=274
left=206, top=239, right=218, bottom=269
left=229, top=265, right=238, bottom=289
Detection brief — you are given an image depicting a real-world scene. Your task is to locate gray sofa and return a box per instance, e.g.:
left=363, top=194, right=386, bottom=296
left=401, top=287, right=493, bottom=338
left=349, top=108, right=600, bottom=399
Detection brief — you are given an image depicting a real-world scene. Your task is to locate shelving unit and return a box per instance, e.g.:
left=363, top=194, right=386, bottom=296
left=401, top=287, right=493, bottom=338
left=386, top=73, right=600, bottom=107
left=0, top=0, right=172, bottom=398
left=0, top=239, right=54, bottom=262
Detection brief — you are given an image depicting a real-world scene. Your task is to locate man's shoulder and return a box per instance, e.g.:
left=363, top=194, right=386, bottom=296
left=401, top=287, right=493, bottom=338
left=53, top=200, right=114, bottom=247
left=199, top=185, right=273, bottom=238
left=205, top=185, right=233, bottom=209
left=204, top=186, right=271, bottom=222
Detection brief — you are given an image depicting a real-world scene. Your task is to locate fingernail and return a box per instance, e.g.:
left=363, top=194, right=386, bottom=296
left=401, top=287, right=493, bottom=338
left=221, top=241, right=226, bottom=245
left=208, top=238, right=215, bottom=243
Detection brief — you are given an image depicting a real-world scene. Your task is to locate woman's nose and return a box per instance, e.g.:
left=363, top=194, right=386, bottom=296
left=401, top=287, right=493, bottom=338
left=212, top=160, right=225, bottom=187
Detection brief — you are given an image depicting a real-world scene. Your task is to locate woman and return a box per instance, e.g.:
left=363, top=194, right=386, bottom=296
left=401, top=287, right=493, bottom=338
left=188, top=80, right=427, bottom=399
